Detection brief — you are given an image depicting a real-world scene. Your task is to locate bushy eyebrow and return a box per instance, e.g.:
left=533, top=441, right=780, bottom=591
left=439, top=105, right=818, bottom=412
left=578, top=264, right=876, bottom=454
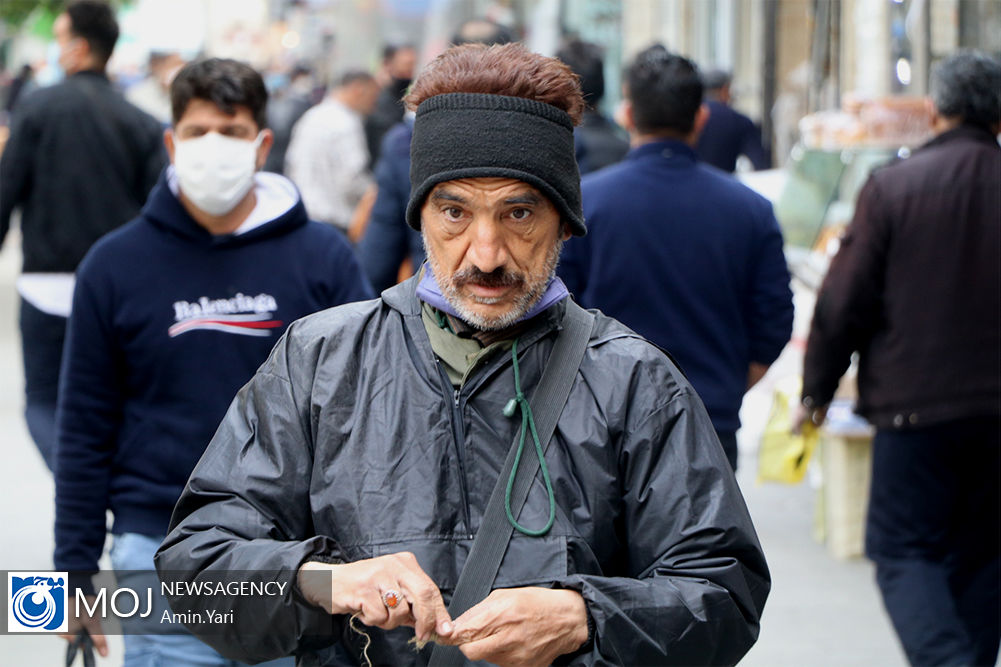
left=430, top=190, right=467, bottom=204
left=503, top=193, right=543, bottom=206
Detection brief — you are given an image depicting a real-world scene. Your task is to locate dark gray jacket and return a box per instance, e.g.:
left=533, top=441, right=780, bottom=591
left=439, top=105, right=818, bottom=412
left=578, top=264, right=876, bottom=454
left=155, top=277, right=769, bottom=665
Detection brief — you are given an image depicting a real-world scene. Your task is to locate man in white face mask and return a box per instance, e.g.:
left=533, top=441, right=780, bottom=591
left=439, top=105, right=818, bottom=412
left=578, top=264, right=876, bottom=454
left=54, top=57, right=373, bottom=666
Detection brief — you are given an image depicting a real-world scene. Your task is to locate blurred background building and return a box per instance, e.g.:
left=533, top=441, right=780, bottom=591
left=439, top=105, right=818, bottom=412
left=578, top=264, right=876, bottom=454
left=3, top=1, right=1000, bottom=152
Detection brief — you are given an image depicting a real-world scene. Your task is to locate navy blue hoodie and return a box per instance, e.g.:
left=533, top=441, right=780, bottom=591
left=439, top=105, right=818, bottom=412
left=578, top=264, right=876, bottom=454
left=55, top=170, right=373, bottom=576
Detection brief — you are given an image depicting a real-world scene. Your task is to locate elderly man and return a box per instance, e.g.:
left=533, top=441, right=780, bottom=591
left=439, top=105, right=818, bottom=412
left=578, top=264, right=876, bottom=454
left=799, top=50, right=1000, bottom=666
left=157, top=43, right=769, bottom=666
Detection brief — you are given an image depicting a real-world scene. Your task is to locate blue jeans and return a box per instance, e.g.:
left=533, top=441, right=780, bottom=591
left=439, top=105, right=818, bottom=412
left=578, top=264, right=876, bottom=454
left=19, top=297, right=65, bottom=472
left=110, top=533, right=295, bottom=667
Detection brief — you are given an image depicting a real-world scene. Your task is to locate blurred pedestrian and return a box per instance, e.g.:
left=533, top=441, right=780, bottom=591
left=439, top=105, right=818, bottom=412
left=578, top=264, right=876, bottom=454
left=125, top=51, right=184, bottom=125
left=55, top=57, right=373, bottom=665
left=262, top=63, right=315, bottom=175
left=559, top=46, right=794, bottom=470
left=365, top=43, right=416, bottom=166
left=156, top=42, right=769, bottom=666
left=356, top=18, right=513, bottom=292
left=285, top=70, right=379, bottom=232
left=555, top=39, right=629, bottom=174
left=797, top=50, right=1001, bottom=667
left=695, top=69, right=770, bottom=172
left=0, top=0, right=165, bottom=472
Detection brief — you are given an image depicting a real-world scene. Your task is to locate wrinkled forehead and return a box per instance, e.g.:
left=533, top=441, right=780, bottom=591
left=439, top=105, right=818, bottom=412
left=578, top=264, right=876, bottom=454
left=427, top=177, right=553, bottom=206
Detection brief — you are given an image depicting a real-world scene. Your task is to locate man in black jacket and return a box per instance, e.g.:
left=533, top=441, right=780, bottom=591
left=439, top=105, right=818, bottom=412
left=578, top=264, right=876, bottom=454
left=157, top=43, right=768, bottom=666
left=799, top=50, right=1000, bottom=667
left=0, top=0, right=165, bottom=471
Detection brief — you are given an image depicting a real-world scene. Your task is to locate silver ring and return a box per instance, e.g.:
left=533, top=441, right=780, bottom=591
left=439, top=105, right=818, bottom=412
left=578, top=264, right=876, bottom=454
left=382, top=589, right=403, bottom=609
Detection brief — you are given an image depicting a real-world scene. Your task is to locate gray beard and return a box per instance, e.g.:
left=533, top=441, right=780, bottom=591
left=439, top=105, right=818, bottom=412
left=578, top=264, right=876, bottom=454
left=422, top=233, right=563, bottom=331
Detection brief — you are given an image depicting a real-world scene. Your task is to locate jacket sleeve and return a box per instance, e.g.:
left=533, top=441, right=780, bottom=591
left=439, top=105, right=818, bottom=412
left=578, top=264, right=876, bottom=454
left=357, top=129, right=411, bottom=292
left=154, top=327, right=344, bottom=662
left=54, top=260, right=123, bottom=589
left=802, top=176, right=889, bottom=407
left=740, top=119, right=770, bottom=171
left=745, top=201, right=794, bottom=366
left=0, top=102, right=37, bottom=246
left=559, top=388, right=770, bottom=666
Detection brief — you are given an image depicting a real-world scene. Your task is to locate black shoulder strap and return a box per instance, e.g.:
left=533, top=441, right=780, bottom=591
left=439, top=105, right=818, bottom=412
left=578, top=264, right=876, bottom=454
left=429, top=300, right=594, bottom=666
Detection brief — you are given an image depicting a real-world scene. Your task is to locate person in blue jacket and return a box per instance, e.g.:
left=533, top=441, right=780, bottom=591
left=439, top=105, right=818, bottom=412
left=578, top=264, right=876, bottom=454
left=695, top=69, right=770, bottom=173
left=559, top=45, right=793, bottom=470
left=54, top=58, right=373, bottom=665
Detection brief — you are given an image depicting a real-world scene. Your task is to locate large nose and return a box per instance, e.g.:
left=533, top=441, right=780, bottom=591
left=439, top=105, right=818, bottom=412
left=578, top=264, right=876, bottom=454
left=466, top=215, right=508, bottom=275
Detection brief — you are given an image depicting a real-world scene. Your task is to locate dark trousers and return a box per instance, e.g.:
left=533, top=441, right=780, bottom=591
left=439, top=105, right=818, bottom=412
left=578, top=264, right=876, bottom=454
left=865, top=416, right=1000, bottom=667
left=19, top=297, right=67, bottom=472
left=715, top=429, right=738, bottom=472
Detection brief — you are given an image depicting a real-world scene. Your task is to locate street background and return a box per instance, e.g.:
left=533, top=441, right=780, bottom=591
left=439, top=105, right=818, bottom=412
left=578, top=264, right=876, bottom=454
left=3, top=0, right=999, bottom=664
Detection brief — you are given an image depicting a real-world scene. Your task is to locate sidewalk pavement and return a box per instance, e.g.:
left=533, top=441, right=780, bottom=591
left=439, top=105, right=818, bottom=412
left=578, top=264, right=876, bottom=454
left=0, top=232, right=906, bottom=666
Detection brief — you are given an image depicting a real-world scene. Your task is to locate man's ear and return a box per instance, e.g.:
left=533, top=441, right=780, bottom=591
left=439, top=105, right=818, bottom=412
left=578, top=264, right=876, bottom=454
left=163, top=128, right=176, bottom=164
left=615, top=99, right=634, bottom=133
left=692, top=104, right=710, bottom=137
left=924, top=97, right=939, bottom=126
left=255, top=129, right=275, bottom=170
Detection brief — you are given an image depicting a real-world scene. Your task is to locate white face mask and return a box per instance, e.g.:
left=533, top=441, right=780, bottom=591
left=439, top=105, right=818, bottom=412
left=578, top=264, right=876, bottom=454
left=173, top=131, right=263, bottom=217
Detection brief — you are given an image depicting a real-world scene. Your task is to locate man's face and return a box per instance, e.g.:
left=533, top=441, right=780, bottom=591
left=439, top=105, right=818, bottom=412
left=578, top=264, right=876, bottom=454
left=388, top=48, right=416, bottom=82
left=54, top=14, right=84, bottom=74
left=166, top=99, right=270, bottom=169
left=352, top=79, right=380, bottom=115
left=421, top=177, right=569, bottom=330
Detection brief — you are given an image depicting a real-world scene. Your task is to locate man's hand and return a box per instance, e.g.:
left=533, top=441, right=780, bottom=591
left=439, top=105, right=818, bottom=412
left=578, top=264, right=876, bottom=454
left=298, top=552, right=453, bottom=643
left=747, top=362, right=770, bottom=391
left=438, top=587, right=589, bottom=667
left=60, top=595, right=109, bottom=658
left=791, top=402, right=828, bottom=435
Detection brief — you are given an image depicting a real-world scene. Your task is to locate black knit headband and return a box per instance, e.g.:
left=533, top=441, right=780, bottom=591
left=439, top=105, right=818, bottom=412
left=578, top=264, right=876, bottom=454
left=406, top=92, right=586, bottom=236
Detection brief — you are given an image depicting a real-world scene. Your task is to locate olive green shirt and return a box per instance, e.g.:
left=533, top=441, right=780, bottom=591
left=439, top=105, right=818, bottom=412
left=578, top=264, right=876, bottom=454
left=421, top=302, right=514, bottom=387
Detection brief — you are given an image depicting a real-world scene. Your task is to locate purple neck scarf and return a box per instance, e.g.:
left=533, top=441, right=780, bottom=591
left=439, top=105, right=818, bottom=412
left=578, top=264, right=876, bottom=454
left=416, top=265, right=569, bottom=326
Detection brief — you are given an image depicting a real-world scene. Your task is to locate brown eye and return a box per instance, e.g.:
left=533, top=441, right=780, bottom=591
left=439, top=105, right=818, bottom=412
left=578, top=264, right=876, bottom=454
left=510, top=208, right=531, bottom=221
left=444, top=207, right=463, bottom=220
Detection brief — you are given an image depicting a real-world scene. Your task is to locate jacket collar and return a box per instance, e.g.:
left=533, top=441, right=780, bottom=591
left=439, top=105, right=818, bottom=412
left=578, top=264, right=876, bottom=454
left=919, top=123, right=1000, bottom=153
left=626, top=138, right=698, bottom=165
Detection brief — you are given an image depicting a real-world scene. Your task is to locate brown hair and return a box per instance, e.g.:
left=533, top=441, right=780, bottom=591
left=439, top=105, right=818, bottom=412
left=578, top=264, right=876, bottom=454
left=404, top=43, right=585, bottom=125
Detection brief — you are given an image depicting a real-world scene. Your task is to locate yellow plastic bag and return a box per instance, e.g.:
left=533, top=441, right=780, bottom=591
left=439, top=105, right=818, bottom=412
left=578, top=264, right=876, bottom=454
left=757, top=377, right=819, bottom=484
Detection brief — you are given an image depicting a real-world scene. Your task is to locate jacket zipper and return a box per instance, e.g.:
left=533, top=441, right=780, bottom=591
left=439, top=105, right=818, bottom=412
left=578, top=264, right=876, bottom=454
left=436, top=361, right=474, bottom=538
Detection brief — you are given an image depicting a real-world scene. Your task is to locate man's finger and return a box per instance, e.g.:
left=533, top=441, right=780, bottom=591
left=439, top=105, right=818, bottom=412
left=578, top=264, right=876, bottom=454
left=441, top=595, right=505, bottom=646
left=458, top=633, right=513, bottom=665
left=88, top=631, right=110, bottom=658
left=395, top=569, right=451, bottom=641
left=80, top=615, right=109, bottom=657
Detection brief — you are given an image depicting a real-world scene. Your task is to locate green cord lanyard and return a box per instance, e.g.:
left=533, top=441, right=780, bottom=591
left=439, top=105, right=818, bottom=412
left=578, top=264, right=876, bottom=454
left=502, top=337, right=556, bottom=536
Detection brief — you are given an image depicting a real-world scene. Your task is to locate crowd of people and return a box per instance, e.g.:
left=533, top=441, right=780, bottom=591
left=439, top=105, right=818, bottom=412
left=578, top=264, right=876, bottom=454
left=0, top=1, right=997, bottom=666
